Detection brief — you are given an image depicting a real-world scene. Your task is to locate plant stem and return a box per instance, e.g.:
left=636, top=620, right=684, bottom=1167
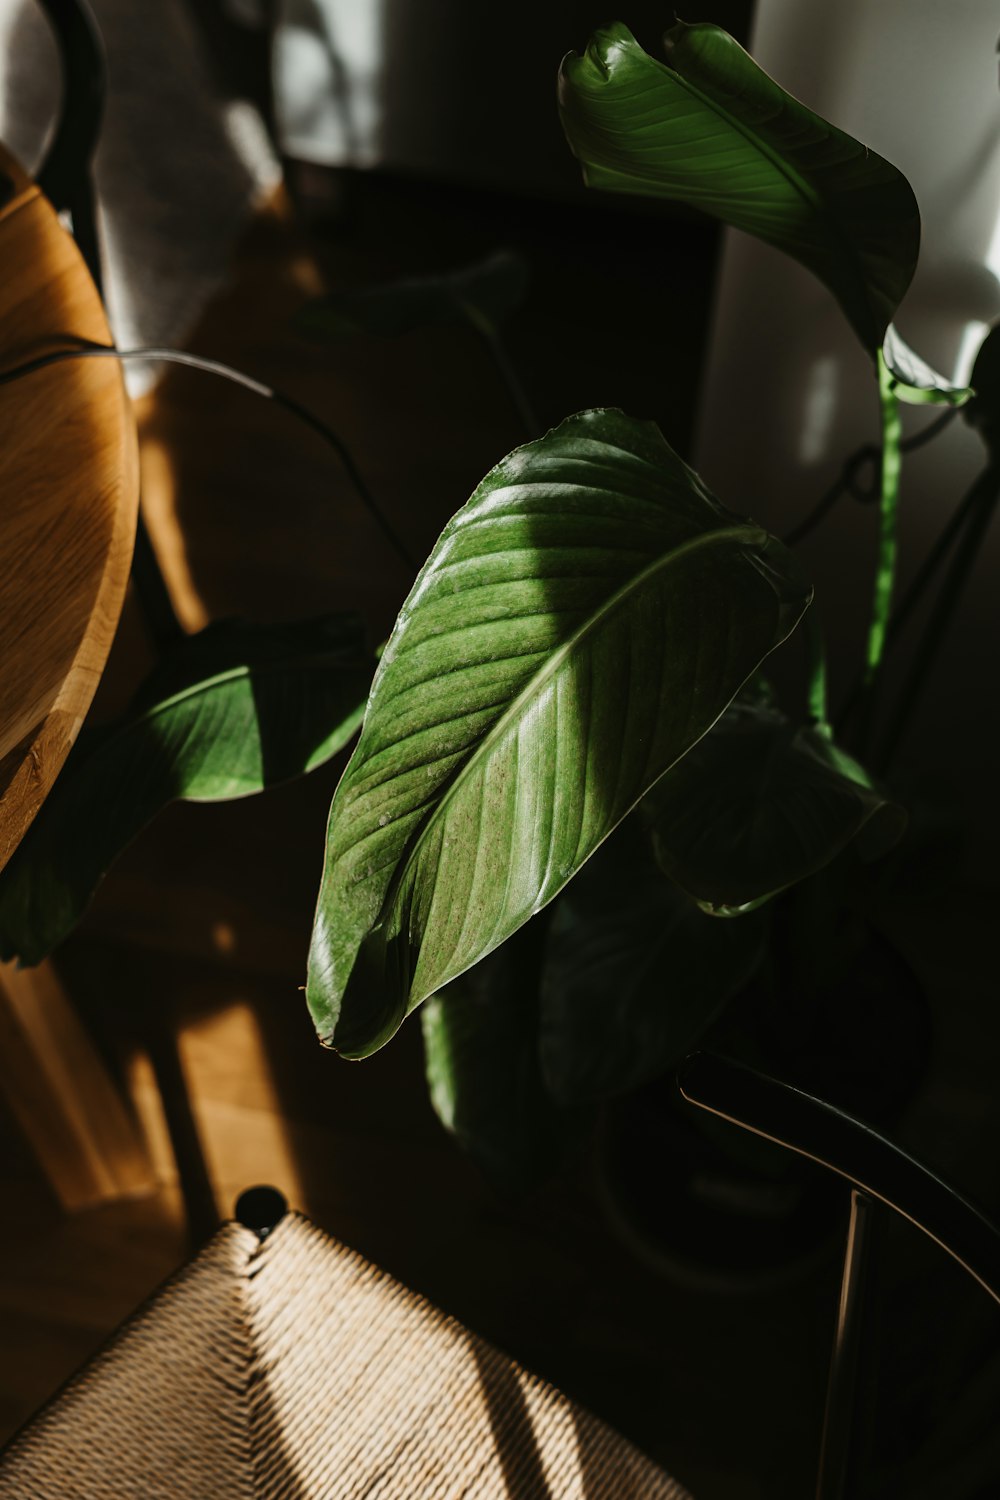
left=877, top=475, right=982, bottom=651
left=865, top=353, right=903, bottom=683
left=877, top=461, right=1000, bottom=772
left=804, top=603, right=831, bottom=736
left=783, top=409, right=955, bottom=551
left=855, top=352, right=902, bottom=751
left=835, top=470, right=982, bottom=735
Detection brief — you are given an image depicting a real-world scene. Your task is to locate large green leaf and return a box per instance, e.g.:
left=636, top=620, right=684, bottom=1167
left=643, top=701, right=907, bottom=916
left=0, top=616, right=372, bottom=964
left=539, top=817, right=765, bottom=1105
left=307, top=408, right=811, bottom=1058
left=422, top=918, right=587, bottom=1188
left=558, top=21, right=919, bottom=353
left=295, top=250, right=528, bottom=341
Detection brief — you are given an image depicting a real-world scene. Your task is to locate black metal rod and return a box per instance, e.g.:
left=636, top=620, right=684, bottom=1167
left=676, top=1051, right=1000, bottom=1307
left=815, top=1189, right=874, bottom=1500
left=35, top=0, right=106, bottom=290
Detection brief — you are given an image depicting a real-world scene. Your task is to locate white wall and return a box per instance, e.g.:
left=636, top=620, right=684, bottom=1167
left=694, top=1, right=1000, bottom=877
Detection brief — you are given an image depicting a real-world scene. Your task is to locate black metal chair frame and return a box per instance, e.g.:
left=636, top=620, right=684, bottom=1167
left=35, top=0, right=183, bottom=648
left=678, top=1051, right=1000, bottom=1499
left=34, top=0, right=103, bottom=288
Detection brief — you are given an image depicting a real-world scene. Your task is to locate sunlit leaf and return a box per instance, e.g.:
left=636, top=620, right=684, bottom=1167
left=307, top=408, right=811, bottom=1058
left=643, top=701, right=906, bottom=915
left=539, top=818, right=765, bottom=1104
left=558, top=21, right=919, bottom=352
left=0, top=616, right=372, bottom=964
left=296, top=250, right=528, bottom=340
left=882, top=324, right=971, bottom=407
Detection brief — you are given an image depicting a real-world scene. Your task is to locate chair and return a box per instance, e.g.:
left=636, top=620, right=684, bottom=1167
left=2, top=1062, right=998, bottom=1497
left=33, top=0, right=103, bottom=288
left=678, top=1052, right=1000, bottom=1499
left=0, top=1187, right=691, bottom=1499
left=33, top=0, right=181, bottom=645
left=0, top=5, right=153, bottom=1213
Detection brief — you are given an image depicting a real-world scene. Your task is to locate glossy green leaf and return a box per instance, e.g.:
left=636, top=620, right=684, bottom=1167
left=558, top=21, right=919, bottom=352
left=0, top=616, right=372, bottom=964
left=643, top=702, right=907, bottom=915
left=882, top=325, right=972, bottom=407
left=422, top=920, right=588, bottom=1188
left=307, top=408, right=811, bottom=1058
left=539, top=817, right=765, bottom=1105
left=295, top=250, right=528, bottom=341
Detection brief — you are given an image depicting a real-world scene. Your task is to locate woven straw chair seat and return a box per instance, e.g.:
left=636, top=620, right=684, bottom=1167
left=0, top=1211, right=691, bottom=1498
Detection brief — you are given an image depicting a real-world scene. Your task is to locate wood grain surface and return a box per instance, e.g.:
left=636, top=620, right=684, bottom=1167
left=0, top=146, right=138, bottom=870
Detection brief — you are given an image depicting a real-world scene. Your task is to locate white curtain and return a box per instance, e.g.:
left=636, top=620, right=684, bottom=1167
left=0, top=0, right=279, bottom=390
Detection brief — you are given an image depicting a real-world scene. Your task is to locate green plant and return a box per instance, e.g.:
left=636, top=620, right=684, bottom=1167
left=2, top=21, right=997, bottom=1192
left=301, top=20, right=997, bottom=1182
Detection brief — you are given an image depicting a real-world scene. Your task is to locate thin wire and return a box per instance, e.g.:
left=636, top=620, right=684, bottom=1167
left=0, top=340, right=417, bottom=573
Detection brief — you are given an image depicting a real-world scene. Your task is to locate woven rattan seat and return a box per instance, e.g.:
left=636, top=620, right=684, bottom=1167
left=0, top=1211, right=690, bottom=1498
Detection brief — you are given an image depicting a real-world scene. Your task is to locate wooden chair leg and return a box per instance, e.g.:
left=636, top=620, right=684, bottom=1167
left=0, top=959, right=155, bottom=1210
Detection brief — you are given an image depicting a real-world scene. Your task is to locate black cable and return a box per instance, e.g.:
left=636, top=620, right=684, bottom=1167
left=784, top=406, right=959, bottom=549
left=0, top=340, right=417, bottom=573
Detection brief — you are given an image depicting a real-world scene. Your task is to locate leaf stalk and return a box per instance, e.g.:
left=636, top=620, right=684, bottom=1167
left=854, top=352, right=902, bottom=752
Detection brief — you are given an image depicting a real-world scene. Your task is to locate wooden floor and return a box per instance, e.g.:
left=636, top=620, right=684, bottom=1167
left=3, top=169, right=1000, bottom=1500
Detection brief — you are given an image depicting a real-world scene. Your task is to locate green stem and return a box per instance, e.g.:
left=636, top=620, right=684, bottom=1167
left=855, top=353, right=902, bottom=752
left=877, top=461, right=1000, bottom=773
left=879, top=476, right=981, bottom=651
left=865, top=353, right=903, bottom=684
left=804, top=603, right=831, bottom=736
left=784, top=407, right=955, bottom=551
left=836, top=474, right=982, bottom=735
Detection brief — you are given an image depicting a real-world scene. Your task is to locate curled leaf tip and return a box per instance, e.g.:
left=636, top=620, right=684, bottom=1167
left=589, top=23, right=635, bottom=72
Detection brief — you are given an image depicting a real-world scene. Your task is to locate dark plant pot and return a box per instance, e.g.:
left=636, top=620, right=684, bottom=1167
left=594, top=922, right=933, bottom=1291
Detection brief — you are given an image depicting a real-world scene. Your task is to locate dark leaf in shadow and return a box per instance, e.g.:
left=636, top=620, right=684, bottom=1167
left=0, top=614, right=373, bottom=963
left=540, top=817, right=765, bottom=1104
left=295, top=249, right=529, bottom=340
left=422, top=916, right=592, bottom=1191
left=644, top=701, right=906, bottom=915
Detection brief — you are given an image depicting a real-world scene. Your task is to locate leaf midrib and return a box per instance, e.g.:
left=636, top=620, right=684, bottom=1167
left=366, top=522, right=768, bottom=931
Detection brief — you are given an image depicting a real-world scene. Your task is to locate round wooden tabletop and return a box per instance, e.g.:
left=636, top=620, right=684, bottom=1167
left=0, top=146, right=138, bottom=872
